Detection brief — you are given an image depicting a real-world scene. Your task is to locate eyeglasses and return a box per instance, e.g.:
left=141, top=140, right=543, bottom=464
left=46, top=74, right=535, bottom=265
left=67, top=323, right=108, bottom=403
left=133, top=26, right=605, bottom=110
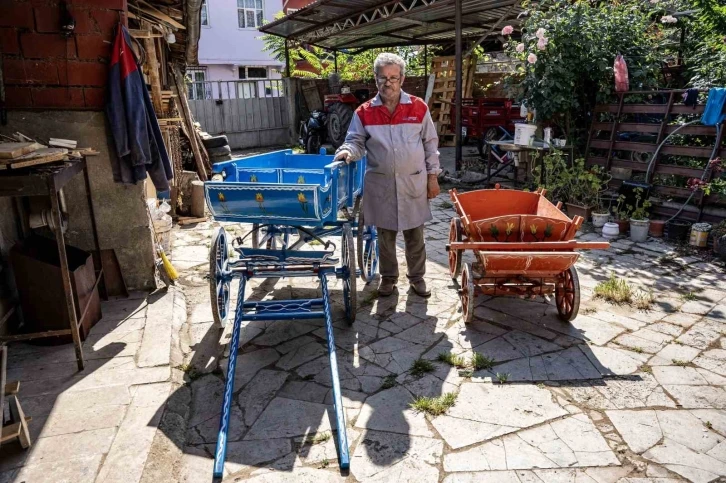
left=376, top=76, right=401, bottom=84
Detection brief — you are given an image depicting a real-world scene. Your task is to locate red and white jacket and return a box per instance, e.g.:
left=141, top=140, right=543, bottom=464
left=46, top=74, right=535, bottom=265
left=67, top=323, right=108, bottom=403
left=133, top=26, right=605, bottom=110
left=338, top=90, right=440, bottom=231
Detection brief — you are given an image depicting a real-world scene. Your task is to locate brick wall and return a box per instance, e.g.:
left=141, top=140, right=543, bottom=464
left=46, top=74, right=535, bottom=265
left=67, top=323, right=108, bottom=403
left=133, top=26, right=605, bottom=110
left=0, top=0, right=127, bottom=110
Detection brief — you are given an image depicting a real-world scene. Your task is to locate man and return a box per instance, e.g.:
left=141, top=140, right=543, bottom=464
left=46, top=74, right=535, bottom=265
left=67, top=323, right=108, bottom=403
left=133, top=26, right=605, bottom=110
left=334, top=52, right=441, bottom=297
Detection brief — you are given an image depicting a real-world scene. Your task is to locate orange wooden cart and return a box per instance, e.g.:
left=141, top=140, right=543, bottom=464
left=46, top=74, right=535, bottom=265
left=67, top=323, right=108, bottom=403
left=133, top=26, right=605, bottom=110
left=447, top=186, right=610, bottom=323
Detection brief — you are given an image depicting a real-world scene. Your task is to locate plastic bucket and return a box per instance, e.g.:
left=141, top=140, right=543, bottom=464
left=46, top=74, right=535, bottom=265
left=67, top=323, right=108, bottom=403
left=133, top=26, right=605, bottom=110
left=689, top=223, right=711, bottom=247
left=665, top=220, right=691, bottom=243
left=514, top=124, right=537, bottom=146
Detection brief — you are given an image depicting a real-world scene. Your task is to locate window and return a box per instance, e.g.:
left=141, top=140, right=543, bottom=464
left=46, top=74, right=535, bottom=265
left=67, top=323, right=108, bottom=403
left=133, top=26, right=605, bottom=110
left=187, top=68, right=208, bottom=100
left=201, top=0, right=209, bottom=26
left=237, top=0, right=264, bottom=29
left=237, top=66, right=268, bottom=98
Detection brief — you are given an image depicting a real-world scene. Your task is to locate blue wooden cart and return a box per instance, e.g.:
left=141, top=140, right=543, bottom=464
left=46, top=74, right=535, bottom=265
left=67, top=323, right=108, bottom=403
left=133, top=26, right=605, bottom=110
left=205, top=149, right=378, bottom=477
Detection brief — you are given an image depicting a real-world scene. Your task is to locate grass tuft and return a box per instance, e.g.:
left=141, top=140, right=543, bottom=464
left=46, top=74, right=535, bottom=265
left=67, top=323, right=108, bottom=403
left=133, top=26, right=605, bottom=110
left=303, top=432, right=331, bottom=445
left=410, top=359, right=435, bottom=378
left=458, top=369, right=473, bottom=378
left=633, top=290, right=654, bottom=310
left=471, top=353, right=495, bottom=371
left=594, top=274, right=632, bottom=304
left=409, top=392, right=458, bottom=416
left=681, top=292, right=698, bottom=301
left=672, top=359, right=690, bottom=367
left=640, top=364, right=653, bottom=374
left=381, top=374, right=397, bottom=390
left=496, top=373, right=510, bottom=384
left=437, top=352, right=467, bottom=368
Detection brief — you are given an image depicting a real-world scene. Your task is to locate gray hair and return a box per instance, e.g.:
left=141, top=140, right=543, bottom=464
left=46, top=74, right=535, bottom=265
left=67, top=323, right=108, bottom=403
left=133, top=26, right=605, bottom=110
left=374, top=52, right=406, bottom=77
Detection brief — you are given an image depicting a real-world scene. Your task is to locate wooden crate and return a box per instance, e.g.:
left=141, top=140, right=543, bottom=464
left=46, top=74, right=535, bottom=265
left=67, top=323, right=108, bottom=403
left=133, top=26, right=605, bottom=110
left=427, top=56, right=477, bottom=146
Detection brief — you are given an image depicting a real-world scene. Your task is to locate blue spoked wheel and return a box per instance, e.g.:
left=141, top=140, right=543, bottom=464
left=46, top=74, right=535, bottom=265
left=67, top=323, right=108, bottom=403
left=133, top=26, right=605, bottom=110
left=210, top=227, right=231, bottom=328
left=341, top=223, right=356, bottom=325
left=356, top=206, right=379, bottom=283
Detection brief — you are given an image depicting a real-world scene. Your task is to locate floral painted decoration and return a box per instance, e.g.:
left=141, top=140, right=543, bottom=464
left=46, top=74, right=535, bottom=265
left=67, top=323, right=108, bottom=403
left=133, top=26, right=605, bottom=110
left=256, top=192, right=266, bottom=213
left=250, top=174, right=258, bottom=182
left=298, top=192, right=309, bottom=214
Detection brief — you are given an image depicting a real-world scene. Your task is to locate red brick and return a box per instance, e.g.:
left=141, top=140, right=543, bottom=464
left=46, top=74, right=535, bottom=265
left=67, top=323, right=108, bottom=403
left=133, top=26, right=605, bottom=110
left=0, top=28, right=20, bottom=54
left=32, top=86, right=85, bottom=108
left=34, top=6, right=60, bottom=33
left=3, top=58, right=59, bottom=84
left=0, top=2, right=34, bottom=29
left=90, top=9, right=123, bottom=37
left=58, top=60, right=107, bottom=86
left=71, top=0, right=126, bottom=10
left=75, top=34, right=110, bottom=60
left=4, top=86, right=32, bottom=108
left=21, top=32, right=76, bottom=58
left=83, top=87, right=105, bottom=108
left=71, top=9, right=95, bottom=34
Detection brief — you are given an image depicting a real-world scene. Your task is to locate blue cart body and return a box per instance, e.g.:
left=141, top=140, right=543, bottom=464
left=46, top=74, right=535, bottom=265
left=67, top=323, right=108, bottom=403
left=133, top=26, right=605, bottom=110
left=205, top=149, right=365, bottom=226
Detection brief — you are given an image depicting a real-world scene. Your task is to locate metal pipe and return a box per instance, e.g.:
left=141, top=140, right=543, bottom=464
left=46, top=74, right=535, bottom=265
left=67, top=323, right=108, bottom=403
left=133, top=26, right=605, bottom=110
left=454, top=0, right=463, bottom=171
left=424, top=44, right=428, bottom=79
left=334, top=50, right=338, bottom=73
left=285, top=39, right=291, bottom=77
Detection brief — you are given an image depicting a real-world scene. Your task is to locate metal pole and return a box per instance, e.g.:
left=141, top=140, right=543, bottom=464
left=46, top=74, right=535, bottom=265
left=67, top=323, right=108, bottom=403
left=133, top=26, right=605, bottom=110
left=334, top=50, right=338, bottom=73
left=284, top=39, right=291, bottom=78
left=454, top=0, right=463, bottom=170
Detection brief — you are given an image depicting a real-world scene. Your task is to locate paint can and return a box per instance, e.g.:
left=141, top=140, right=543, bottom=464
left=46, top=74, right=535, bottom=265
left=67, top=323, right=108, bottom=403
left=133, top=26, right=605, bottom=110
left=689, top=222, right=711, bottom=247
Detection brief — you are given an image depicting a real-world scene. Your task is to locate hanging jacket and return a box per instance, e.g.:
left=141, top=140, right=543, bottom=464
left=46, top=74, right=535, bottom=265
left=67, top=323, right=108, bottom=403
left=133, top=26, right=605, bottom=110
left=702, top=88, right=726, bottom=127
left=106, top=24, right=173, bottom=191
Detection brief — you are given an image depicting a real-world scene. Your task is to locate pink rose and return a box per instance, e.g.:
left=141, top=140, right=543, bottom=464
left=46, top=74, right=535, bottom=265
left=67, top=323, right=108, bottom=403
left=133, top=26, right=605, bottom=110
left=502, top=25, right=514, bottom=35
left=537, top=37, right=548, bottom=50
left=527, top=53, right=538, bottom=64
left=536, top=28, right=547, bottom=39
left=516, top=43, right=525, bottom=53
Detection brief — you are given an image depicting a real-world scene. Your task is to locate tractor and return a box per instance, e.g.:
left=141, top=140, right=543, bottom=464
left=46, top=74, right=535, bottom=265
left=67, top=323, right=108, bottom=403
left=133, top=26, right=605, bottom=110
left=300, top=87, right=370, bottom=154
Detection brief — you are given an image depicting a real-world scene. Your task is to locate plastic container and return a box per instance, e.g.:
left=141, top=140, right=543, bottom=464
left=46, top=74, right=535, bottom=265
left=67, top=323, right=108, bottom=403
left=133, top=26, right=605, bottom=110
left=602, top=222, right=620, bottom=239
left=153, top=216, right=173, bottom=253
left=689, top=223, right=711, bottom=247
left=592, top=212, right=609, bottom=228
left=630, top=218, right=650, bottom=242
left=665, top=220, right=691, bottom=243
left=514, top=124, right=537, bottom=146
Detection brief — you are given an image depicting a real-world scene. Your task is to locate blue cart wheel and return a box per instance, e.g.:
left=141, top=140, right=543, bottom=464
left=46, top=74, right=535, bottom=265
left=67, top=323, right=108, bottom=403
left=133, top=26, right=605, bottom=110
left=342, top=223, right=356, bottom=325
left=356, top=205, right=379, bottom=283
left=209, top=227, right=231, bottom=328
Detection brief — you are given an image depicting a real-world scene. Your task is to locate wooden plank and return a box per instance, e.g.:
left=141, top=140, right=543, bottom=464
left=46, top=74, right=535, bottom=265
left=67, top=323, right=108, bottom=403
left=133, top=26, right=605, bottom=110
left=0, top=329, right=72, bottom=343
left=0, top=148, right=67, bottom=170
left=128, top=28, right=163, bottom=39
left=143, top=25, right=163, bottom=114
left=178, top=216, right=206, bottom=225
left=0, top=142, right=44, bottom=159
left=595, top=103, right=705, bottom=115
left=172, top=66, right=208, bottom=181
left=591, top=122, right=719, bottom=136
left=590, top=139, right=725, bottom=158
left=137, top=1, right=186, bottom=29
left=0, top=347, right=5, bottom=431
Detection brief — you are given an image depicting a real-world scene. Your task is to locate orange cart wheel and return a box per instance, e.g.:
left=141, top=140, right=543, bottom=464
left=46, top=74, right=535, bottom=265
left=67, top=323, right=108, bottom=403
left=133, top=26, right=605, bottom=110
left=461, top=263, right=475, bottom=324
left=556, top=266, right=580, bottom=322
left=449, top=217, right=463, bottom=280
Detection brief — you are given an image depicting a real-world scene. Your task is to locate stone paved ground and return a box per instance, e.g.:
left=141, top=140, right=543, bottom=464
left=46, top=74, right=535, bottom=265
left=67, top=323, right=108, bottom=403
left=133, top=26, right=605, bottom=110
left=168, top=194, right=726, bottom=483
left=1, top=190, right=725, bottom=483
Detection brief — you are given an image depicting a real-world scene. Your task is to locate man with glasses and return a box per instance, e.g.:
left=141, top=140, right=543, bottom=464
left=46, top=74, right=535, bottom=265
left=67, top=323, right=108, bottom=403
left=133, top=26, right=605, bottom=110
left=334, top=53, right=441, bottom=298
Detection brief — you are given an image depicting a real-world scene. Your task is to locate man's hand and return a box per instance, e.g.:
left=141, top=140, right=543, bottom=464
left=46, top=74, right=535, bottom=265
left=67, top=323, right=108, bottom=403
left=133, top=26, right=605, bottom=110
left=427, top=174, right=440, bottom=199
left=334, top=150, right=353, bottom=164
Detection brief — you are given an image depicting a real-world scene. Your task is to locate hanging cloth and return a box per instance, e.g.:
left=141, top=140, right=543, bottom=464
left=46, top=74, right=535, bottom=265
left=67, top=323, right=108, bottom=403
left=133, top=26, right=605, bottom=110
left=614, top=55, right=629, bottom=92
left=701, top=88, right=726, bottom=127
left=106, top=24, right=173, bottom=191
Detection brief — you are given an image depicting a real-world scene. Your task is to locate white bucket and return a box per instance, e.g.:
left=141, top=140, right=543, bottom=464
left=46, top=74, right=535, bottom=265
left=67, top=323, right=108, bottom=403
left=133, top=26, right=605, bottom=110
left=514, top=124, right=537, bottom=146
left=153, top=216, right=173, bottom=254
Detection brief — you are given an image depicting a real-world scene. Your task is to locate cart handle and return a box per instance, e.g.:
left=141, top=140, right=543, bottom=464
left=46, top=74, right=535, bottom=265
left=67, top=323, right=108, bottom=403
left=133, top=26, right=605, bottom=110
left=446, top=241, right=610, bottom=251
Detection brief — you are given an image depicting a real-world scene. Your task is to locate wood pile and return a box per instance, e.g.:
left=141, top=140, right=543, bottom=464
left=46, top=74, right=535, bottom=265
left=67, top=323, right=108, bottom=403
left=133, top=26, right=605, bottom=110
left=427, top=55, right=477, bottom=147
left=0, top=134, right=98, bottom=171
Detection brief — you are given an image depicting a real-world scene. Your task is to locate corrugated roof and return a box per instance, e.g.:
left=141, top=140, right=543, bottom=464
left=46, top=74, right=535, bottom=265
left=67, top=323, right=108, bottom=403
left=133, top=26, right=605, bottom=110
left=259, top=0, right=524, bottom=50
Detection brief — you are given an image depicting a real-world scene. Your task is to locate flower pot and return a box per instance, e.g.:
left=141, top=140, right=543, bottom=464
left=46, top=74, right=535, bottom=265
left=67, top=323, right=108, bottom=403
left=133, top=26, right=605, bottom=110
left=630, top=218, right=650, bottom=242
left=591, top=212, right=609, bottom=228
left=611, top=167, right=632, bottom=180
left=565, top=203, right=592, bottom=221
left=602, top=222, right=620, bottom=239
left=649, top=220, right=665, bottom=238
left=689, top=223, right=712, bottom=247
left=665, top=220, right=691, bottom=243
left=616, top=219, right=629, bottom=235
left=715, top=235, right=726, bottom=259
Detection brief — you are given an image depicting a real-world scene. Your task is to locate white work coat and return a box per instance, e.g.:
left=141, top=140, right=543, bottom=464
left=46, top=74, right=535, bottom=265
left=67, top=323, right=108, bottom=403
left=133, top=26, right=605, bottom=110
left=337, top=91, right=441, bottom=232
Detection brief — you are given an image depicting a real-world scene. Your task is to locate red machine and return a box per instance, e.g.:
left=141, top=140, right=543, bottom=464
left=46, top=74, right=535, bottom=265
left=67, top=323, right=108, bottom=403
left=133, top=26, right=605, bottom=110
left=452, top=98, right=525, bottom=156
left=323, top=88, right=370, bottom=148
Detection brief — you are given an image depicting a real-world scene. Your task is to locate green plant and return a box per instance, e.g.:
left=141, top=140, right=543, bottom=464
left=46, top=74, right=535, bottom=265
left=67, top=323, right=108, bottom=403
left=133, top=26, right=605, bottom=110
left=706, top=420, right=713, bottom=430
left=381, top=374, right=398, bottom=390
left=410, top=359, right=435, bottom=378
left=471, top=353, right=495, bottom=371
left=628, top=346, right=644, bottom=354
left=614, top=195, right=629, bottom=221
left=502, top=0, right=661, bottom=149
left=628, top=188, right=652, bottom=220
left=303, top=432, right=331, bottom=445
left=633, top=290, right=654, bottom=310
left=711, top=220, right=726, bottom=242
left=496, top=373, right=510, bottom=384
left=672, top=359, right=690, bottom=367
left=640, top=364, right=653, bottom=374
left=458, top=369, right=474, bottom=378
left=409, top=393, right=458, bottom=416
left=594, top=274, right=632, bottom=303
left=438, top=352, right=467, bottom=369
left=318, top=458, right=330, bottom=469
left=681, top=292, right=698, bottom=301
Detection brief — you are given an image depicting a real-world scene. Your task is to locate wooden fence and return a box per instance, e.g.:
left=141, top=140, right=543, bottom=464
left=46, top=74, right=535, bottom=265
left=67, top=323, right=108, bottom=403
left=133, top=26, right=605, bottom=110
left=585, top=89, right=726, bottom=223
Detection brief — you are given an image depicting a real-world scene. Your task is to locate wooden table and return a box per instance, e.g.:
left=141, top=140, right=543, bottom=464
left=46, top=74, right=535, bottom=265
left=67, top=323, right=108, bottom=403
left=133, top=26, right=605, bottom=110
left=0, top=159, right=105, bottom=371
left=486, top=141, right=575, bottom=187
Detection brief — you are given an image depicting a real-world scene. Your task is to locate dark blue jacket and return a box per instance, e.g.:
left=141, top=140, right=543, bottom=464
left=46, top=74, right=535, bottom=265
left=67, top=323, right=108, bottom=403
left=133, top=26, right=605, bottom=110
left=106, top=24, right=172, bottom=191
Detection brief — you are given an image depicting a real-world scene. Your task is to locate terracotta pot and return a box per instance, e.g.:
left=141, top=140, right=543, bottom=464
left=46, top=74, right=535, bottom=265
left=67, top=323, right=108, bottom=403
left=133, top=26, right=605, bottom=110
left=649, top=220, right=665, bottom=238
left=565, top=203, right=592, bottom=221
left=616, top=219, right=629, bottom=235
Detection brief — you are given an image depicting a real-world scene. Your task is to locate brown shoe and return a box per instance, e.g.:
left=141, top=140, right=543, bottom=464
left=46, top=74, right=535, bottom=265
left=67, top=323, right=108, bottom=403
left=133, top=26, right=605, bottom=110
left=378, top=278, right=396, bottom=297
left=410, top=280, right=431, bottom=298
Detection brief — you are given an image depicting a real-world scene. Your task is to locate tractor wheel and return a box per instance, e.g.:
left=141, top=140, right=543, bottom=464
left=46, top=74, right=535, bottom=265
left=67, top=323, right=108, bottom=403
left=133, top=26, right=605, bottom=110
left=327, top=102, right=354, bottom=148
